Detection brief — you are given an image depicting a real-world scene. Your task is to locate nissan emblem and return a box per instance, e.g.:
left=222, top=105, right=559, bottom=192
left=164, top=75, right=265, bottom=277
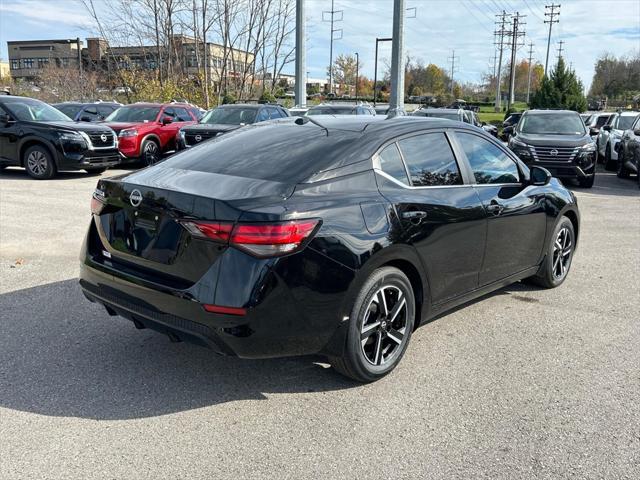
left=129, top=189, right=143, bottom=207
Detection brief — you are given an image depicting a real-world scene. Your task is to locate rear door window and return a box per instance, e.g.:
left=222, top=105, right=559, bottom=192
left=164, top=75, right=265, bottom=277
left=397, top=133, right=463, bottom=186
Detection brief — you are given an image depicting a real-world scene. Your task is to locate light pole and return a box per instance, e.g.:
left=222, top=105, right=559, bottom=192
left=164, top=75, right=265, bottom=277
left=373, top=37, right=392, bottom=106
left=355, top=52, right=359, bottom=101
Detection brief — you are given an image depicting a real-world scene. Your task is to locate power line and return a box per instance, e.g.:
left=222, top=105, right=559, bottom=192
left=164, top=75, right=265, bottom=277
left=543, top=3, right=560, bottom=76
left=322, top=0, right=343, bottom=95
left=459, top=0, right=493, bottom=33
left=523, top=0, right=544, bottom=21
left=494, top=10, right=510, bottom=112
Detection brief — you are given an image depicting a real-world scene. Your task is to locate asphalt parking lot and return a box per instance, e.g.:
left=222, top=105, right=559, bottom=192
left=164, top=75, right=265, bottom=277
left=0, top=166, right=638, bottom=479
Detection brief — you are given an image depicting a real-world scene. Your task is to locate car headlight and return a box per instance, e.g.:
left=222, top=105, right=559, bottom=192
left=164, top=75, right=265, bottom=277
left=59, top=131, right=84, bottom=142
left=119, top=128, right=138, bottom=138
left=509, top=137, right=528, bottom=148
left=578, top=142, right=596, bottom=153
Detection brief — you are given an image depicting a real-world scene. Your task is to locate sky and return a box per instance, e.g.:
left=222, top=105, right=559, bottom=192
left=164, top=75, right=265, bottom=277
left=1, top=0, right=638, bottom=91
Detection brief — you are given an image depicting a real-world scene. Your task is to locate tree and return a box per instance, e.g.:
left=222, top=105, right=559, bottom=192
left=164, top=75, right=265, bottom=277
left=589, top=52, right=640, bottom=100
left=530, top=57, right=587, bottom=112
left=328, top=54, right=359, bottom=88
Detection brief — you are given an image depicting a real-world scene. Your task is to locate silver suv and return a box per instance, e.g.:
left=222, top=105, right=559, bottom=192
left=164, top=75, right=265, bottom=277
left=596, top=111, right=640, bottom=170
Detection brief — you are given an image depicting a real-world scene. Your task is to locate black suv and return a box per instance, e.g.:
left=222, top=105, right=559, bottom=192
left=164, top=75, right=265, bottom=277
left=0, top=96, right=121, bottom=179
left=508, top=110, right=597, bottom=188
left=52, top=101, right=121, bottom=122
left=177, top=103, right=289, bottom=149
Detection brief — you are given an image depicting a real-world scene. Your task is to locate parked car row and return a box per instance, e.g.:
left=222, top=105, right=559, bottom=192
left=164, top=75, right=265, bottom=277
left=411, top=107, right=498, bottom=137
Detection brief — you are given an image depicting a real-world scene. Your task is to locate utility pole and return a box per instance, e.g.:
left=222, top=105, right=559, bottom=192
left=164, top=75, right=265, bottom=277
left=556, top=40, right=565, bottom=64
left=506, top=12, right=526, bottom=109
left=494, top=11, right=510, bottom=112
left=447, top=49, right=459, bottom=96
left=388, top=0, right=405, bottom=116
left=322, top=0, right=343, bottom=96
left=295, top=0, right=306, bottom=107
left=526, top=42, right=534, bottom=104
left=355, top=52, right=359, bottom=101
left=544, top=3, right=560, bottom=77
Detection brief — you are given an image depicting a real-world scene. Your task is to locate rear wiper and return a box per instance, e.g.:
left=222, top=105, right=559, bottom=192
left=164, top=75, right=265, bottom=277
left=295, top=116, right=329, bottom=136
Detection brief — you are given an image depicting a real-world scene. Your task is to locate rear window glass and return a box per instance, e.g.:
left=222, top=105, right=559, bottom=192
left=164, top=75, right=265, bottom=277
left=162, top=124, right=359, bottom=183
left=378, top=143, right=409, bottom=185
left=397, top=133, right=462, bottom=186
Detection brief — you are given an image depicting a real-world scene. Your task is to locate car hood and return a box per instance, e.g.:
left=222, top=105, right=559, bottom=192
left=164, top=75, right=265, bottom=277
left=37, top=121, right=115, bottom=133
left=181, top=123, right=242, bottom=134
left=514, top=132, right=592, bottom=147
left=102, top=121, right=151, bottom=133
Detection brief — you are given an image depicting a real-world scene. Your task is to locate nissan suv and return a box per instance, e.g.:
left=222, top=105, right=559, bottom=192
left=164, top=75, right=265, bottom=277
left=52, top=101, right=121, bottom=122
left=508, top=109, right=596, bottom=188
left=0, top=95, right=120, bottom=179
left=596, top=111, right=639, bottom=170
left=104, top=102, right=198, bottom=165
left=177, top=103, right=289, bottom=149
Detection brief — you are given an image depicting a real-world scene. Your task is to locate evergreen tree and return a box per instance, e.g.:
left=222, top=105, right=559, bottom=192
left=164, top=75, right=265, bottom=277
left=530, top=57, right=587, bottom=112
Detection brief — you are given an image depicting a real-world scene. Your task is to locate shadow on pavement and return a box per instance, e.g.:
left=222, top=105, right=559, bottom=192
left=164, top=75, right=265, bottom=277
left=565, top=168, right=639, bottom=198
left=0, top=279, right=356, bottom=420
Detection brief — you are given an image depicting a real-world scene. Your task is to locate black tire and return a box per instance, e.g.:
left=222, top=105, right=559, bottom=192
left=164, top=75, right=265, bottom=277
left=578, top=174, right=595, bottom=188
left=617, top=150, right=630, bottom=178
left=329, top=266, right=416, bottom=383
left=140, top=138, right=161, bottom=166
left=526, top=216, right=575, bottom=289
left=604, top=143, right=616, bottom=171
left=23, top=145, right=56, bottom=179
left=85, top=167, right=107, bottom=175
left=595, top=141, right=601, bottom=164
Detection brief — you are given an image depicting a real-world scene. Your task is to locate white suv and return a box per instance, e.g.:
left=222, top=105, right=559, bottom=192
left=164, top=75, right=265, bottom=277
left=596, top=111, right=640, bottom=170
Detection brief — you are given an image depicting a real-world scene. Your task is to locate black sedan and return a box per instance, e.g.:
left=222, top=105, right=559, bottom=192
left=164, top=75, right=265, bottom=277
left=80, top=116, right=580, bottom=382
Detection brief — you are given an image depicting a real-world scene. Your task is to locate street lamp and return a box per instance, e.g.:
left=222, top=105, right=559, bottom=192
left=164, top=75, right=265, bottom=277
left=373, top=37, right=392, bottom=106
left=355, top=52, right=359, bottom=101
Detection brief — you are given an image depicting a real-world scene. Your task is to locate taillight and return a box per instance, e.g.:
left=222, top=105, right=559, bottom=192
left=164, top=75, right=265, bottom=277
left=91, top=189, right=105, bottom=215
left=180, top=219, right=320, bottom=258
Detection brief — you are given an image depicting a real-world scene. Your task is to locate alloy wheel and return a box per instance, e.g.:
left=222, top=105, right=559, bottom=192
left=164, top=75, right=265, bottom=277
left=552, top=227, right=572, bottom=280
left=27, top=150, right=48, bottom=176
left=144, top=142, right=159, bottom=165
left=360, top=285, right=408, bottom=366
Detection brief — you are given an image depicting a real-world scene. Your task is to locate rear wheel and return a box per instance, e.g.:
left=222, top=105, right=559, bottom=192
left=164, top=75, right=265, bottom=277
left=604, top=143, right=616, bottom=171
left=526, top=216, right=575, bottom=289
left=330, top=266, right=415, bottom=383
left=24, top=145, right=56, bottom=179
left=141, top=138, right=161, bottom=166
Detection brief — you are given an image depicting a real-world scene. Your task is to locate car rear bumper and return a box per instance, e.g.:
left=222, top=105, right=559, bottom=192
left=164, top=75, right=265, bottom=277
left=79, top=228, right=355, bottom=359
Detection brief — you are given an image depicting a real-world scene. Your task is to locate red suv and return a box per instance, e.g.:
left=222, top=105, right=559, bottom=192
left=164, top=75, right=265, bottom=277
left=104, top=103, right=198, bottom=165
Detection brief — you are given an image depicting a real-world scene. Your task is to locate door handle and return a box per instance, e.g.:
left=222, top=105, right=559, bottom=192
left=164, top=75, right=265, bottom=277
left=402, top=210, right=427, bottom=224
left=486, top=201, right=504, bottom=216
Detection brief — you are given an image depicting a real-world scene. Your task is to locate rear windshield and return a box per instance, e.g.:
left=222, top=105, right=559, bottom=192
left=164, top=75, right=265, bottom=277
left=162, top=123, right=360, bottom=183
left=308, top=106, right=356, bottom=115
left=54, top=104, right=82, bottom=118
left=413, top=111, right=460, bottom=121
left=519, top=113, right=586, bottom=135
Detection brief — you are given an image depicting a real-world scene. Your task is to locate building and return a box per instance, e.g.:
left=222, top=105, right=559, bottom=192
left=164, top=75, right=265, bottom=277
left=7, top=38, right=83, bottom=80
left=7, top=36, right=254, bottom=90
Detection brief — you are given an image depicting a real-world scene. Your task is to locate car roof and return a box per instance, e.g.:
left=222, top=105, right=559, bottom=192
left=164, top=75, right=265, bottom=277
left=417, top=108, right=461, bottom=113
left=218, top=104, right=264, bottom=109
left=525, top=109, right=579, bottom=115
left=619, top=111, right=639, bottom=116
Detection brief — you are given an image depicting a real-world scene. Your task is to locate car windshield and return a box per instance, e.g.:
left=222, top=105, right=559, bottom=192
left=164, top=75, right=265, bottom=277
left=618, top=115, right=638, bottom=130
left=519, top=113, right=586, bottom=135
left=4, top=98, right=72, bottom=122
left=106, top=106, right=161, bottom=122
left=54, top=104, right=82, bottom=119
left=307, top=106, right=356, bottom=115
left=414, top=111, right=460, bottom=121
left=200, top=107, right=257, bottom=125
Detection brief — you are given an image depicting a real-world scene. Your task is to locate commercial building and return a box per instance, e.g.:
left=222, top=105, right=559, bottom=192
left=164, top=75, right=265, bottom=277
left=7, top=38, right=83, bottom=80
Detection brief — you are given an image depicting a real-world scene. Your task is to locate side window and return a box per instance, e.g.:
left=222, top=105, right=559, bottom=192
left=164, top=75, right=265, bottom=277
left=97, top=106, right=115, bottom=118
left=378, top=143, right=409, bottom=185
left=457, top=132, right=520, bottom=184
left=255, top=109, right=269, bottom=122
left=80, top=107, right=100, bottom=121
left=163, top=107, right=175, bottom=119
left=267, top=107, right=281, bottom=119
left=397, top=133, right=462, bottom=186
left=173, top=107, right=191, bottom=121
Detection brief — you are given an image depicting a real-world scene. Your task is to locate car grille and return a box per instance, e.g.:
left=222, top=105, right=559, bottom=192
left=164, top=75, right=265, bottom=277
left=530, top=146, right=577, bottom=162
left=185, top=131, right=217, bottom=146
left=88, top=132, right=116, bottom=148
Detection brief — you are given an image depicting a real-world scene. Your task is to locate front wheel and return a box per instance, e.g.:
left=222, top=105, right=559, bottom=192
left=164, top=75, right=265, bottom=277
left=617, top=151, right=630, bottom=178
left=604, top=143, right=616, bottom=171
left=330, top=266, right=416, bottom=383
left=141, top=138, right=161, bottom=166
left=526, top=216, right=575, bottom=289
left=24, top=145, right=56, bottom=179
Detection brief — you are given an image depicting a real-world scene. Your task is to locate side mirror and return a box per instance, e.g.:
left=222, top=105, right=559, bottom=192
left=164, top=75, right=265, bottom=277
left=0, top=113, right=11, bottom=125
left=161, top=116, right=173, bottom=125
left=80, top=116, right=92, bottom=122
left=530, top=165, right=552, bottom=186
left=634, top=129, right=640, bottom=137
left=589, top=127, right=599, bottom=136
left=602, top=125, right=611, bottom=131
